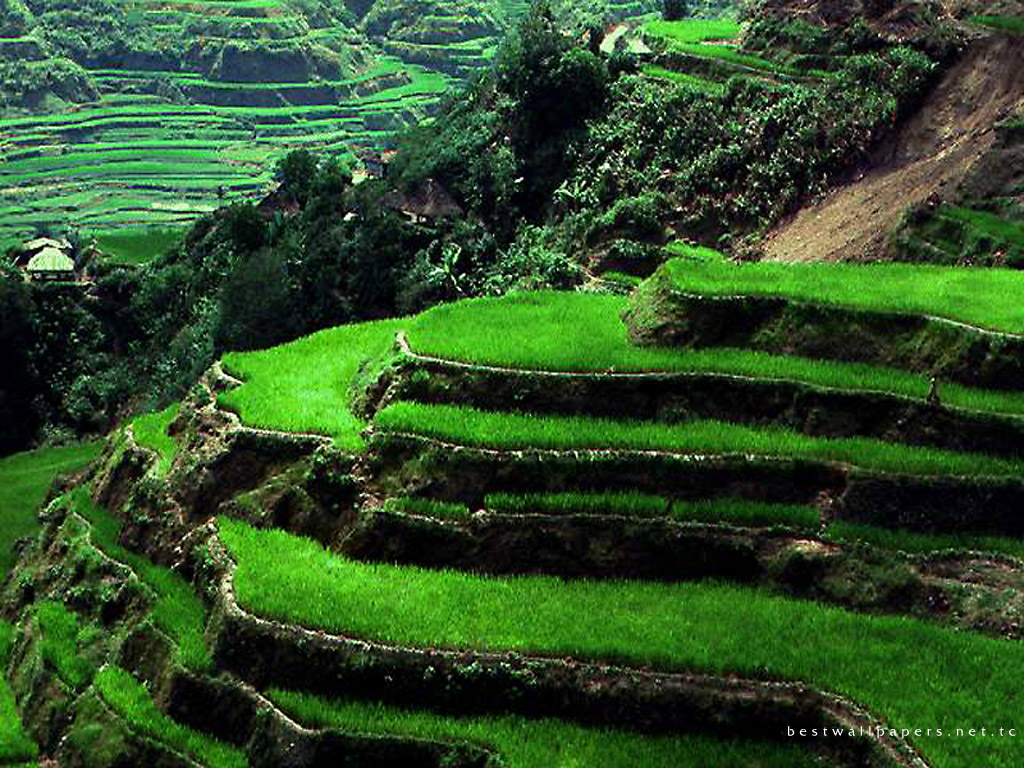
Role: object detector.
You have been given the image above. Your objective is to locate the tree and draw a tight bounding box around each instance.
[664,0,688,21]
[275,149,320,205]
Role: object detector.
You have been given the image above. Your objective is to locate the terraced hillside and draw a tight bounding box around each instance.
[0,0,669,250]
[6,247,1024,766]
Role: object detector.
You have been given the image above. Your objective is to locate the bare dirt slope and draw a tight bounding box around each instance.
[762,33,1024,263]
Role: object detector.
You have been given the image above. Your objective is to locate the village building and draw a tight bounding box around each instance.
[11,236,80,282]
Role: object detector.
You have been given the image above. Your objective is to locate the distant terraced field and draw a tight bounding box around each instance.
[0,0,661,251]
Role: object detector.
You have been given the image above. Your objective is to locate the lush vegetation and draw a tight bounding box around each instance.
[73,491,210,671]
[219,517,1024,768]
[269,688,821,768]
[664,257,1024,334]
[0,442,100,577]
[94,666,247,768]
[130,403,179,476]
[374,401,1023,477]
[0,622,37,765]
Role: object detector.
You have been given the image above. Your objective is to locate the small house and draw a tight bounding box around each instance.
[25,247,76,282]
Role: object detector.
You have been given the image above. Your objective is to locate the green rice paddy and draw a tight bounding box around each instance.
[218,516,1024,768]
[407,293,1024,416]
[94,666,247,768]
[0,442,101,578]
[219,317,405,451]
[663,257,1024,335]
[269,689,821,768]
[642,19,796,75]
[374,401,1023,477]
[213,291,1024,452]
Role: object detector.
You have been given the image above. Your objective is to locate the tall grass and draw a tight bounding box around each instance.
[268,689,820,768]
[663,257,1024,335]
[0,442,101,578]
[374,402,1023,477]
[219,517,1024,768]
[72,491,210,671]
[406,292,1024,416]
[0,622,38,765]
[130,403,179,476]
[219,318,405,451]
[94,666,247,768]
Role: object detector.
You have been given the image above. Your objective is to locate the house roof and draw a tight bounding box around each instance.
[22,237,69,253]
[27,247,75,273]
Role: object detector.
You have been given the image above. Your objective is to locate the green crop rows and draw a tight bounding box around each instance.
[374,401,1022,477]
[220,516,1024,768]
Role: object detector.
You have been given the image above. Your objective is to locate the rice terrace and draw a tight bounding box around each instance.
[3,0,1024,766]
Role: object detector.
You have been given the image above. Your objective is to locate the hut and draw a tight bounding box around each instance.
[25,247,76,282]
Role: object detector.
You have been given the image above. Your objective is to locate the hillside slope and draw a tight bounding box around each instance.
[762,31,1024,262]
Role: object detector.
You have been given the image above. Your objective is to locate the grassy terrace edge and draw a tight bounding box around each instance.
[267,688,821,768]
[373,402,1024,478]
[218,517,1024,768]
[215,292,1024,454]
[660,257,1024,336]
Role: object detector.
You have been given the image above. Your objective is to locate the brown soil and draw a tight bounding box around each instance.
[762,34,1024,263]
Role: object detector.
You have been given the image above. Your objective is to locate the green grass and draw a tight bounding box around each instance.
[93,228,186,266]
[642,19,798,75]
[383,497,472,520]
[641,65,726,94]
[0,442,101,578]
[0,622,38,765]
[94,666,247,768]
[130,404,180,476]
[662,257,1024,335]
[219,317,405,451]
[218,517,1024,768]
[268,689,821,768]
[406,292,1024,416]
[34,602,97,691]
[826,520,1024,563]
[72,490,210,671]
[969,15,1024,35]
[374,401,1024,478]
